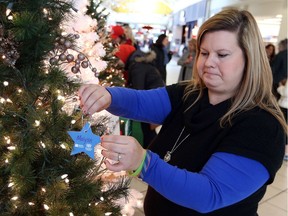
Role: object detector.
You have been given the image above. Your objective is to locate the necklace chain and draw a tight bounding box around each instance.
[164,127,190,162]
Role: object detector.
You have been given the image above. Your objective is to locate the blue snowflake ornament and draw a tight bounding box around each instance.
[68,122,101,159]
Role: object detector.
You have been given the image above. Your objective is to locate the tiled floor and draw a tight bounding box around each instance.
[128,56,288,216]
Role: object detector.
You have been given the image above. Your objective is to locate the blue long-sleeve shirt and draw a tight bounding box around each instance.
[106,87,269,213]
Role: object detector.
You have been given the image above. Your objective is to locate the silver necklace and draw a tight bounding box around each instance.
[164,127,190,162]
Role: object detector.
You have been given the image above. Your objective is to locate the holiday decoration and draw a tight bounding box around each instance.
[85,0,126,87]
[49,33,99,78]
[0,24,19,67]
[68,122,101,159]
[0,1,130,215]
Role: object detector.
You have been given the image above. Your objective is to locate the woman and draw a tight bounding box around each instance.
[79,9,286,215]
[265,43,275,64]
[177,38,197,81]
[150,34,173,83]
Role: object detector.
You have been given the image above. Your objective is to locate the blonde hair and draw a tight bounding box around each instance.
[184,9,287,132]
[188,38,197,50]
[123,25,136,45]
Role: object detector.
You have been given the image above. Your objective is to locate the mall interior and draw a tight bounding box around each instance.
[104,0,287,55]
[102,0,287,216]
[0,1,286,216]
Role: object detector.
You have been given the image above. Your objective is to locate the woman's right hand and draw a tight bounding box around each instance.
[78,84,112,115]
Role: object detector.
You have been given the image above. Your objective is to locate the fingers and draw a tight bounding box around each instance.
[78,84,111,115]
[104,160,123,172]
[101,150,124,161]
[100,135,145,172]
[101,150,127,172]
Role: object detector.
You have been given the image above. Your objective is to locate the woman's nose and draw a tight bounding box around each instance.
[204,54,216,68]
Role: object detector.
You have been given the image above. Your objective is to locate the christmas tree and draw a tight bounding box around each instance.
[0,0,130,215]
[88,1,126,87]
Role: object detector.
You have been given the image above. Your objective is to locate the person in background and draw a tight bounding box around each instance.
[271,38,288,100]
[116,48,165,148]
[79,9,287,216]
[110,25,136,85]
[122,24,139,49]
[265,43,276,64]
[113,36,164,148]
[277,79,288,160]
[150,34,173,83]
[110,25,126,45]
[177,38,197,82]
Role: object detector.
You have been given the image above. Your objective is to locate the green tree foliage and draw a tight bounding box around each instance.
[0,1,129,215]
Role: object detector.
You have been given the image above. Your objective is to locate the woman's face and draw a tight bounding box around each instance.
[265,46,274,57]
[162,37,169,47]
[197,30,245,104]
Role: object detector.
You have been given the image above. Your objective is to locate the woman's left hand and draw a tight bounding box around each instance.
[101,135,146,172]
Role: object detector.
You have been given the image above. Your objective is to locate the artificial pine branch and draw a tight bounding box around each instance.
[0,0,130,215]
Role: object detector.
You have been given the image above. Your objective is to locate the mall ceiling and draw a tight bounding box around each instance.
[103,0,286,26]
[103,0,286,15]
[102,0,198,15]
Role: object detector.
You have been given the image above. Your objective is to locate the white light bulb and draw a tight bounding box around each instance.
[35,120,40,127]
[43,204,49,210]
[40,141,46,148]
[43,8,48,14]
[61,174,68,179]
[6,98,12,103]
[11,196,18,201]
[7,146,16,150]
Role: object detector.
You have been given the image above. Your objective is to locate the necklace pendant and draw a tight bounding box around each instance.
[164,151,171,162]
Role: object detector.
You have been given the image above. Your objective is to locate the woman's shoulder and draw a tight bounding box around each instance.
[233,107,283,134]
[166,83,187,93]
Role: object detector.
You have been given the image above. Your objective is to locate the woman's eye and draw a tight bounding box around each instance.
[200,52,208,56]
[218,54,228,58]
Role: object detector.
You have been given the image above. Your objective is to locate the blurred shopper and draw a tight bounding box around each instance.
[277,79,288,160]
[110,25,126,45]
[110,25,136,85]
[122,24,139,49]
[271,38,287,100]
[150,34,173,83]
[265,43,276,64]
[177,38,197,81]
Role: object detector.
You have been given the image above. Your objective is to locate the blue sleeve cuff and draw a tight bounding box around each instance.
[140,150,152,179]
